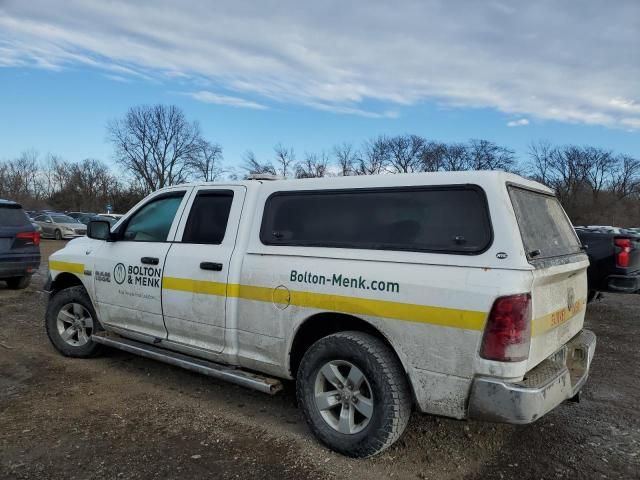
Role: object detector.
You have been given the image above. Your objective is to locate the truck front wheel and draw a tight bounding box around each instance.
[296,331,411,457]
[45,286,104,358]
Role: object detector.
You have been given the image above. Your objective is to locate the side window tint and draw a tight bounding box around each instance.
[260,187,492,254]
[122,193,185,242]
[182,191,234,244]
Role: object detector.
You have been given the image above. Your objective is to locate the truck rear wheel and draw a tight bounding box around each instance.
[296,331,411,457]
[45,286,104,358]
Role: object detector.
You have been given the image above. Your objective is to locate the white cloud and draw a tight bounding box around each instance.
[186,90,267,110]
[0,0,639,129]
[507,118,530,127]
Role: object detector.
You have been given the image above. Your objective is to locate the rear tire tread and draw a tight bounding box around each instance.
[296,331,412,457]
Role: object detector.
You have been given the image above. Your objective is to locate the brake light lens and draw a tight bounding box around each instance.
[16,231,41,246]
[614,238,631,268]
[480,293,531,362]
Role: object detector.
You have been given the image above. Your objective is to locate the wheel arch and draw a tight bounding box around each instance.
[50,272,85,295]
[288,312,413,384]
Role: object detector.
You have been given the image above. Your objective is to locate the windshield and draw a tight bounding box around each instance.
[51,215,78,223]
[509,186,581,259]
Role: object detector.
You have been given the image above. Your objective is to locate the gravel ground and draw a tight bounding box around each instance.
[0,240,638,479]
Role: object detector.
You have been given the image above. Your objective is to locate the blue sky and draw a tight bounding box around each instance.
[1,1,639,174]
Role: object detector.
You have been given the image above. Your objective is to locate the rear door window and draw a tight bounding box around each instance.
[508,186,581,259]
[0,206,30,227]
[182,190,234,244]
[260,186,492,254]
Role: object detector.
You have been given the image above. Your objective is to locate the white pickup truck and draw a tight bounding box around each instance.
[45,171,596,457]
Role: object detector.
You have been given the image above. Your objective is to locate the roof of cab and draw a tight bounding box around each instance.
[163,170,553,195]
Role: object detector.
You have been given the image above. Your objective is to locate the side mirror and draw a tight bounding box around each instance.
[45,219,52,223]
[87,220,113,241]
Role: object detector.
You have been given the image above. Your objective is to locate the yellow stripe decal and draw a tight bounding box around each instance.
[49,260,85,274]
[160,277,586,335]
[531,298,586,337]
[162,277,227,296]
[164,276,486,330]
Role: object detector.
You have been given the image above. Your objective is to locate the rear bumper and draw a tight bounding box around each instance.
[606,273,640,293]
[468,329,596,424]
[0,258,41,279]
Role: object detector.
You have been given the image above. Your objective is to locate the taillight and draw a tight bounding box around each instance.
[480,293,531,362]
[16,231,41,246]
[614,238,631,268]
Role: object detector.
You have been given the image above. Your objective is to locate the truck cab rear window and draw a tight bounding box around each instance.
[508,186,581,259]
[260,186,492,254]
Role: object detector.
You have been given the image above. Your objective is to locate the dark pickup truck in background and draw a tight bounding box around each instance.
[576,226,640,300]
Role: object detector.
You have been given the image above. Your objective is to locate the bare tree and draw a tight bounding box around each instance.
[386,134,425,173]
[354,136,389,175]
[296,152,329,178]
[189,140,224,182]
[441,143,470,171]
[527,140,555,184]
[333,142,358,176]
[241,150,277,176]
[0,150,41,204]
[611,155,640,199]
[419,141,447,172]
[467,139,516,171]
[541,145,591,207]
[273,143,296,178]
[584,146,615,199]
[107,104,203,193]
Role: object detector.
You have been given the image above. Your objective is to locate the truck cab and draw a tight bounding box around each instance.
[45,171,596,457]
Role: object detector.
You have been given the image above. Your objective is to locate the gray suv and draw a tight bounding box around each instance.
[0,200,41,289]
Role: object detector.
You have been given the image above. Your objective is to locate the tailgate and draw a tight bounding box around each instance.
[507,185,589,370]
[528,258,589,368]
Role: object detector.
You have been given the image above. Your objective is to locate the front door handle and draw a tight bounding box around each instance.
[141,257,159,265]
[200,262,223,271]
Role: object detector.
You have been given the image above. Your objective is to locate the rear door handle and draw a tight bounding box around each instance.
[141,257,159,265]
[200,262,223,271]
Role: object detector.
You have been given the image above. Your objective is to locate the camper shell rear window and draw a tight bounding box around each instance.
[260,185,493,255]
[508,185,582,260]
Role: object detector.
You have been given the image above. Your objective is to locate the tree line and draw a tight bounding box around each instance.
[1,104,639,226]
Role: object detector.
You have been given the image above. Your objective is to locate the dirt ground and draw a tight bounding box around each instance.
[1,240,638,479]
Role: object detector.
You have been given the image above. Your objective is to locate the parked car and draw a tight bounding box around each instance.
[67,212,97,225]
[0,199,41,289]
[97,213,123,221]
[33,213,87,240]
[68,212,99,225]
[88,215,117,227]
[45,171,595,457]
[575,227,640,298]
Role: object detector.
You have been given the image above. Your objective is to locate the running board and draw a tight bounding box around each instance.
[91,333,283,395]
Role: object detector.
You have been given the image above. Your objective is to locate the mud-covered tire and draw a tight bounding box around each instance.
[45,286,104,358]
[5,275,31,289]
[296,331,412,458]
